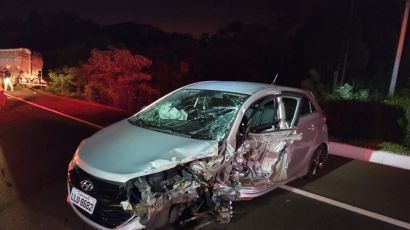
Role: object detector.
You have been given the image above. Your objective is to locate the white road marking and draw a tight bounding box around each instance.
[280,185,410,230]
[4,93,104,129]
[8,92,410,229]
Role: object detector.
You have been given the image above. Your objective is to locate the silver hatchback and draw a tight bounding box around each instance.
[67,81,328,229]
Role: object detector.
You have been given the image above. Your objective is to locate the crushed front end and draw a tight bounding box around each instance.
[67,165,145,229]
[67,162,215,229]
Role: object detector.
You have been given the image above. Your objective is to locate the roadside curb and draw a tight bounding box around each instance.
[329,142,410,170]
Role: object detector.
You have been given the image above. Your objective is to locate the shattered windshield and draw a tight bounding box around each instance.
[129,89,248,141]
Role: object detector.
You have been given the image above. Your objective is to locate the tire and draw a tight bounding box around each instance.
[304,145,327,180]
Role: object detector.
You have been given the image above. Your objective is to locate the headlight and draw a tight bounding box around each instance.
[68,140,86,171]
[68,148,79,171]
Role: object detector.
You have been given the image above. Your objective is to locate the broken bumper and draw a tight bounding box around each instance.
[67,165,146,229]
[67,196,145,230]
[67,186,145,230]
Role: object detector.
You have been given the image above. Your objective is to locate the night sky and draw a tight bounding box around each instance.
[0,0,273,37]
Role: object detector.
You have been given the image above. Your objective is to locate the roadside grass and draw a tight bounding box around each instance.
[385,95,410,147]
[378,142,410,156]
[327,90,410,156]
[383,95,410,155]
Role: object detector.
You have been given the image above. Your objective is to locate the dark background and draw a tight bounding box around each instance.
[1,0,409,94]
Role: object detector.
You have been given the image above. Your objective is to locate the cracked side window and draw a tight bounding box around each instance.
[129,89,248,141]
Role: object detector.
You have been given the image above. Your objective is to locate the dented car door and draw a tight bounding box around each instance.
[234,96,302,185]
[286,96,320,178]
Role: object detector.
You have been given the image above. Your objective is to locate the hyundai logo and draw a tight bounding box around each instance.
[80,180,94,191]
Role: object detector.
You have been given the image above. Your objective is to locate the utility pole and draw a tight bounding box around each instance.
[389,0,410,96]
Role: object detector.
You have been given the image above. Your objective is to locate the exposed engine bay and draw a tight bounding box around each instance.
[119,129,302,229]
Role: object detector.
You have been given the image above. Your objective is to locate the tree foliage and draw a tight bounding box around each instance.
[295,3,369,90]
[81,48,160,111]
[1,3,408,96]
[47,67,76,95]
[329,83,369,101]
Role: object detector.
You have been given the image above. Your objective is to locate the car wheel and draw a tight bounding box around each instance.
[304,146,327,180]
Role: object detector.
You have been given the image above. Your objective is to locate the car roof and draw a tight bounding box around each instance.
[183,81,313,96]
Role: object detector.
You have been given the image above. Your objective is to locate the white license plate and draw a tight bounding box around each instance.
[70,187,97,214]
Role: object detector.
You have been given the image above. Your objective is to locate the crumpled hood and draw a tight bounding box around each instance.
[74,119,218,183]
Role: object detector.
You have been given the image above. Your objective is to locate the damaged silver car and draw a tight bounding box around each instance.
[67,81,328,229]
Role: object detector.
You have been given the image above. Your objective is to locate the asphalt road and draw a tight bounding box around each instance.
[0,89,409,230]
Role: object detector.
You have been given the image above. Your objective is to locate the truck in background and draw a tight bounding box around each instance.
[0,48,46,87]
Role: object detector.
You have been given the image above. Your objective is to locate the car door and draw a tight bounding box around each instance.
[237,95,302,183]
[286,96,319,178]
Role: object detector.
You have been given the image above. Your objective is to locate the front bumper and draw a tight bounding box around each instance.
[67,192,145,230]
[67,165,145,229]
